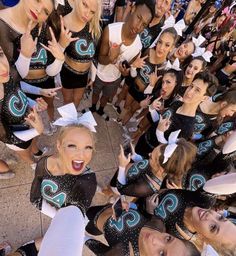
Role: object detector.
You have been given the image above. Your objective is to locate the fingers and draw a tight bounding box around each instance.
[60,15,65,31]
[119,144,125,155]
[142,55,148,60]
[155,65,157,75]
[70,36,79,42]
[26,20,33,35]
[40,42,51,52]
[49,27,56,42]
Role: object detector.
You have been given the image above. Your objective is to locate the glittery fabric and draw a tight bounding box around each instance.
[153,189,215,239]
[0,78,31,145]
[30,156,97,216]
[65,24,96,63]
[117,160,162,197]
[86,208,148,256]
[140,19,164,51]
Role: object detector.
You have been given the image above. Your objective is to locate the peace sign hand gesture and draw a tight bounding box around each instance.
[131,52,148,69]
[40,27,65,61]
[59,15,79,48]
[20,20,38,58]
[148,66,162,87]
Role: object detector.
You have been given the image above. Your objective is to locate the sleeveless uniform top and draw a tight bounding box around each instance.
[0,78,30,145]
[65,24,96,63]
[140,19,164,51]
[117,159,163,197]
[29,24,54,70]
[97,22,142,82]
[154,189,215,239]
[30,156,97,216]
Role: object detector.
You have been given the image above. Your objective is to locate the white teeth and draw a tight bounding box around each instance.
[73,160,83,163]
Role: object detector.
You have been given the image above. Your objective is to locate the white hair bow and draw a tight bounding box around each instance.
[192,47,213,62]
[163,130,181,164]
[54,0,65,9]
[53,103,97,132]
[201,244,219,256]
[149,16,186,48]
[192,34,206,48]
[165,58,181,71]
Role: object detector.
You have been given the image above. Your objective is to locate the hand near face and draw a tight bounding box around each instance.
[25,106,44,134]
[40,27,65,61]
[140,95,153,108]
[59,15,79,48]
[118,144,131,168]
[150,96,163,111]
[20,20,38,58]
[146,193,159,215]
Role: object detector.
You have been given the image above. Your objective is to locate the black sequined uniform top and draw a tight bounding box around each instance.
[153,189,215,239]
[140,18,164,52]
[86,208,150,256]
[117,159,162,197]
[65,24,96,63]
[0,78,31,145]
[30,156,97,216]
[135,101,195,157]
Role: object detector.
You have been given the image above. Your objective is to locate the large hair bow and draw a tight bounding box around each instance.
[192,35,206,48]
[55,0,65,9]
[150,16,186,48]
[162,130,181,164]
[53,103,97,132]
[165,58,181,71]
[192,47,213,62]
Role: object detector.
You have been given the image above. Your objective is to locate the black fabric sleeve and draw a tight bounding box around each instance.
[116,0,125,7]
[85,239,127,256]
[117,177,156,197]
[30,158,47,210]
[68,173,97,214]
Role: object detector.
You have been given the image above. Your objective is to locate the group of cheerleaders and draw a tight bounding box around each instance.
[0,0,236,255]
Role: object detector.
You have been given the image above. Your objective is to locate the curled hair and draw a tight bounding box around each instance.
[194,71,219,96]
[159,138,197,185]
[207,241,236,256]
[57,124,96,147]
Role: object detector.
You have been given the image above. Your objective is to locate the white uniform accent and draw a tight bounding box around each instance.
[96,22,142,82]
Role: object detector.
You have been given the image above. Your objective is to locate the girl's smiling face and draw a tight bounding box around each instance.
[57,126,94,175]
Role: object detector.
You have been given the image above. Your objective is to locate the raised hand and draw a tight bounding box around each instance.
[150,96,163,111]
[59,15,79,48]
[140,95,153,108]
[25,106,44,134]
[118,62,130,76]
[131,52,148,69]
[157,115,171,132]
[40,27,65,61]
[109,42,122,63]
[148,66,162,87]
[40,86,62,98]
[118,144,131,168]
[35,97,48,112]
[20,20,38,58]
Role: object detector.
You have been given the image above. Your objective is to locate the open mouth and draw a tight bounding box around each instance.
[72,160,84,172]
[30,10,38,20]
[198,208,206,221]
